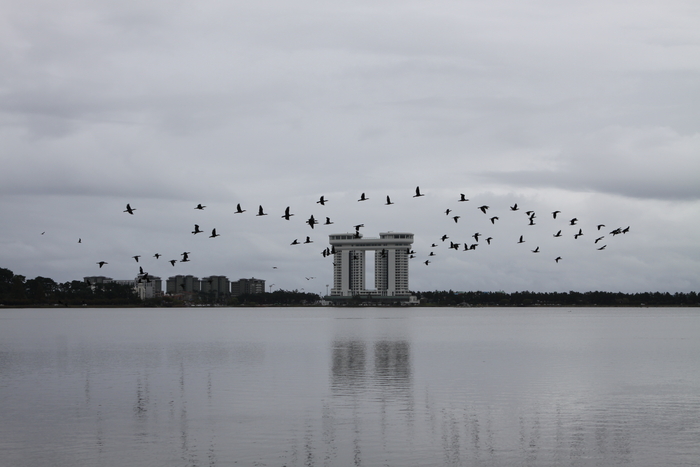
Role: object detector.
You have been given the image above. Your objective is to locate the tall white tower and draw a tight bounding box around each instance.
[329,232,414,297]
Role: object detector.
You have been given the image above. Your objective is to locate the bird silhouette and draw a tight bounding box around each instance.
[597,224,605,230]
[555,256,562,263]
[413,186,425,197]
[445,209,452,215]
[441,234,449,241]
[459,194,468,202]
[478,205,489,214]
[235,204,246,214]
[453,216,460,223]
[518,235,525,243]
[473,233,481,242]
[486,237,492,245]
[574,229,583,239]
[139,266,144,275]
[597,245,607,250]
[195,204,206,210]
[306,215,318,229]
[132,255,141,262]
[304,236,313,244]
[553,230,562,237]
[385,196,394,205]
[424,260,430,265]
[169,260,177,266]
[317,196,327,205]
[282,206,294,220]
[510,204,519,211]
[97,261,108,268]
[570,218,578,225]
[209,228,220,238]
[291,239,299,245]
[124,204,136,215]
[490,217,499,224]
[257,205,267,216]
[358,193,368,201]
[532,246,540,253]
[595,236,604,243]
[78,238,81,243]
[154,253,161,259]
[192,224,203,234]
[324,217,333,225]
[552,211,561,219]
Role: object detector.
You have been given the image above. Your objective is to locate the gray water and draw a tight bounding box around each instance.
[1,307,699,467]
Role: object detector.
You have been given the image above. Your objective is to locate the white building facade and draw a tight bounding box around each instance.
[329,232,414,297]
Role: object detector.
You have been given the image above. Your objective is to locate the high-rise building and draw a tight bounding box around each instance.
[329,232,413,298]
[166,275,200,294]
[201,276,230,298]
[231,278,266,296]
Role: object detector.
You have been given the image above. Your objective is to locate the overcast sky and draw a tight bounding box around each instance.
[2,0,699,294]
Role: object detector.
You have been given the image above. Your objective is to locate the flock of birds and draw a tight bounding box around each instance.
[81,186,631,287]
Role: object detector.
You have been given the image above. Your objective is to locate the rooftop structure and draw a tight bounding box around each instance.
[329,232,413,298]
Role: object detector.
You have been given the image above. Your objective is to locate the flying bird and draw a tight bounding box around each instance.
[169,260,177,266]
[518,235,525,243]
[78,238,81,243]
[413,186,425,197]
[485,237,492,245]
[124,204,136,215]
[209,228,220,238]
[532,246,540,253]
[257,205,267,216]
[552,211,561,219]
[553,230,562,238]
[441,235,449,242]
[424,260,431,265]
[510,204,519,211]
[153,253,161,259]
[281,206,294,220]
[453,216,460,223]
[473,233,481,242]
[490,217,499,224]
[574,229,583,239]
[598,245,607,250]
[195,204,206,210]
[358,193,368,201]
[570,218,578,225]
[304,236,313,244]
[291,239,299,245]
[385,196,394,205]
[597,224,605,230]
[306,215,318,229]
[317,196,327,205]
[97,261,108,268]
[595,236,605,243]
[445,209,452,215]
[555,256,562,263]
[192,224,203,234]
[459,194,468,202]
[235,204,246,214]
[478,205,489,214]
[324,217,333,225]
[132,255,141,262]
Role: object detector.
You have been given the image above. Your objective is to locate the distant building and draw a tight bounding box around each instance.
[83,276,113,285]
[135,276,162,299]
[166,275,200,294]
[231,278,265,296]
[201,275,230,298]
[329,232,413,299]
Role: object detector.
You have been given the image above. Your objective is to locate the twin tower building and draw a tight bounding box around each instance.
[328,232,414,302]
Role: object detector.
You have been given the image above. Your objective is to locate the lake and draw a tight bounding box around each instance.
[1,307,699,466]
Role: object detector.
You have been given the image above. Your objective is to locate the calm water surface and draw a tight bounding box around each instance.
[1,307,699,466]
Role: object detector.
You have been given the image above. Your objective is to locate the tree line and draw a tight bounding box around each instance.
[1,267,697,307]
[416,290,699,307]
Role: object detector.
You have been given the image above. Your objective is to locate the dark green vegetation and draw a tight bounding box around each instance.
[416,290,699,307]
[1,268,697,307]
[0,267,141,307]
